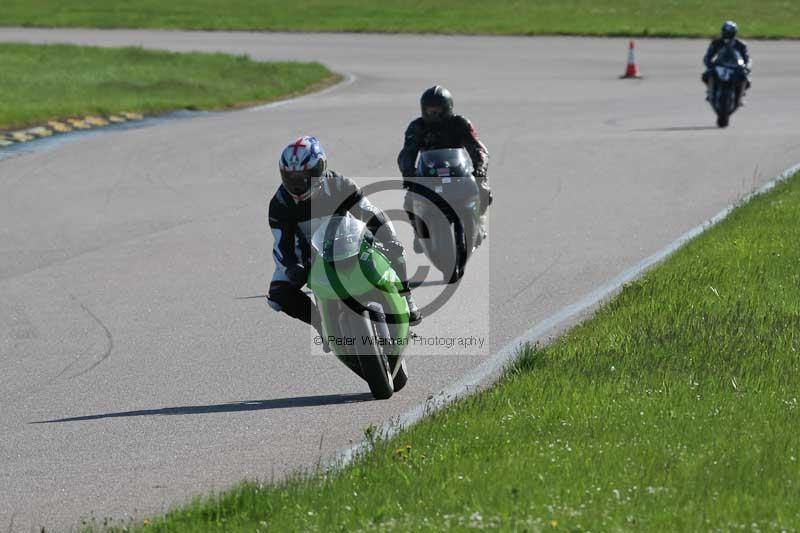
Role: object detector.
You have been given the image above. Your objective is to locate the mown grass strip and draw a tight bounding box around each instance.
[0,43,338,131]
[103,171,800,532]
[2,0,799,38]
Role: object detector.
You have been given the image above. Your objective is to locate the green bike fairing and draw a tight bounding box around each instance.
[308,243,410,357]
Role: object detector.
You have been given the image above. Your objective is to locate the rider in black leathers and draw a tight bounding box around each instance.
[702,21,751,103]
[398,86,491,242]
[268,137,421,348]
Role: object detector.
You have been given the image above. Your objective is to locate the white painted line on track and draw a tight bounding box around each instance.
[246,73,357,112]
[333,160,800,467]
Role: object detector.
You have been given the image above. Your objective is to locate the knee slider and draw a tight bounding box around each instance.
[267,297,283,312]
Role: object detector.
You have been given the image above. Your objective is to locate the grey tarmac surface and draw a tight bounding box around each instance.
[1,29,799,530]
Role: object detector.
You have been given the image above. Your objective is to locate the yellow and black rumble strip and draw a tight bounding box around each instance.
[0,112,144,148]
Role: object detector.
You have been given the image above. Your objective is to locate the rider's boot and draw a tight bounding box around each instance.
[401,290,422,325]
[391,255,421,326]
[475,216,488,247]
[310,308,331,353]
[412,235,423,253]
[404,193,423,254]
[477,182,491,244]
[702,71,712,101]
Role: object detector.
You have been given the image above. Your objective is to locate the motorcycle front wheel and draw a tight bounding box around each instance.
[389,357,408,392]
[351,309,394,400]
[367,303,408,393]
[717,87,731,128]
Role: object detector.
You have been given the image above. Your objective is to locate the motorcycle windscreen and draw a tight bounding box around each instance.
[416,148,473,178]
[717,45,744,68]
[311,215,370,262]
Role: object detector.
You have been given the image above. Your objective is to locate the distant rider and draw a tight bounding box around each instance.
[267,136,422,346]
[702,21,751,103]
[398,86,491,245]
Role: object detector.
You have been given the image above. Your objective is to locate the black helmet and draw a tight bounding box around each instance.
[721,20,738,40]
[420,86,453,124]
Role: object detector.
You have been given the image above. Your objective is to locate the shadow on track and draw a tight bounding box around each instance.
[632,126,719,132]
[31,393,373,424]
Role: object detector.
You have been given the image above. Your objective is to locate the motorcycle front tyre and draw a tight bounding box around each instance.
[717,87,731,128]
[351,310,394,400]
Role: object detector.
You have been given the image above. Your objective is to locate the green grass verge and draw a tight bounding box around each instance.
[0,43,338,130]
[2,1,800,38]
[106,170,800,532]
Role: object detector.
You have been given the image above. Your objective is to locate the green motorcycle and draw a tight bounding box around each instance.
[308,216,410,400]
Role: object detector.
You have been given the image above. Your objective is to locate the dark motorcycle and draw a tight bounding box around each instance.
[406,148,484,283]
[708,44,749,128]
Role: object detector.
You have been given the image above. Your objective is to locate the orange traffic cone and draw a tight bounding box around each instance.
[620,40,642,79]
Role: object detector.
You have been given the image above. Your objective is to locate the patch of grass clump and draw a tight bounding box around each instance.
[0,43,337,130]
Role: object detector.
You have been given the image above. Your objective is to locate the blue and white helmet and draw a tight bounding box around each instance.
[721,20,737,40]
[278,136,327,202]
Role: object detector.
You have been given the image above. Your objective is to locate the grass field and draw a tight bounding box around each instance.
[2,0,799,38]
[0,43,337,131]
[105,170,800,532]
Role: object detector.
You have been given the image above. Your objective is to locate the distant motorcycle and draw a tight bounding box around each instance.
[407,148,484,283]
[708,44,749,128]
[308,215,410,400]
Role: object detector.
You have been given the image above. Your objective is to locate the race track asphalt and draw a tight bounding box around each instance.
[1,29,799,530]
